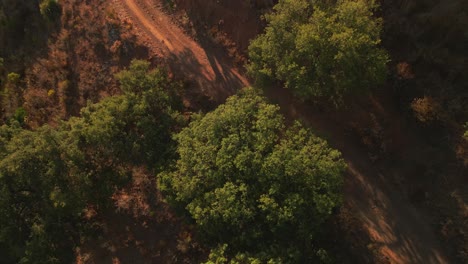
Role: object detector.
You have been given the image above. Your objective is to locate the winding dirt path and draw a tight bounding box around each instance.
[112,1,450,263]
[113,0,249,102]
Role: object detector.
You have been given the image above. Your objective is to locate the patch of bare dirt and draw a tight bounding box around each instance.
[77,167,206,264]
[21,0,150,127]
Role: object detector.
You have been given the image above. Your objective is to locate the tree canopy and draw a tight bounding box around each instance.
[0,60,179,263]
[247,0,388,103]
[160,88,345,262]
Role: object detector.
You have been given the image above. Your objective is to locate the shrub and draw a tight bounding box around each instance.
[411,96,443,123]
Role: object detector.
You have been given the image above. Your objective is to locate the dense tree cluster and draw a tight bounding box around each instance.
[248,0,388,103]
[0,56,346,262]
[0,60,179,263]
[161,88,345,262]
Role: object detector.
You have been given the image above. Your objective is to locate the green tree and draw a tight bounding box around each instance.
[247,0,388,103]
[0,125,86,263]
[160,88,345,262]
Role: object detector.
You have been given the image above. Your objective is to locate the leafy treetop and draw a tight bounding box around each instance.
[161,88,345,262]
[247,0,388,104]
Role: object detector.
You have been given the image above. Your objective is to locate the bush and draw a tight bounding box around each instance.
[6,72,20,85]
[247,0,388,104]
[411,96,443,123]
[39,0,61,22]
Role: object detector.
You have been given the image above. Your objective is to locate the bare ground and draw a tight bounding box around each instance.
[112,0,249,104]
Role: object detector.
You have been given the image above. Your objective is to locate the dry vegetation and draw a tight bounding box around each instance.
[4,0,154,127]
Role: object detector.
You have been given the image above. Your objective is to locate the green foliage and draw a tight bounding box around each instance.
[161,88,345,262]
[116,60,171,96]
[0,126,84,263]
[7,72,20,85]
[247,0,388,103]
[0,60,179,263]
[204,244,281,264]
[39,0,61,22]
[13,107,27,125]
[113,60,180,165]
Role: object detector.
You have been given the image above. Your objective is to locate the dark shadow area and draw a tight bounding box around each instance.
[172,0,273,52]
[166,46,246,104]
[0,1,52,69]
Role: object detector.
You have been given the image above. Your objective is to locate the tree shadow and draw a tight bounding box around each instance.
[166,46,247,107]
[78,168,206,264]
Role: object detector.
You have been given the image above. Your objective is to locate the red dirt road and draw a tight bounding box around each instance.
[112,1,450,263]
[113,0,249,102]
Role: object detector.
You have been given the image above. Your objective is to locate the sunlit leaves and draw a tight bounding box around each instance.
[248,0,388,104]
[161,88,345,261]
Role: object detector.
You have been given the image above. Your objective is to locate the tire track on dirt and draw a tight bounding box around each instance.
[113,0,249,102]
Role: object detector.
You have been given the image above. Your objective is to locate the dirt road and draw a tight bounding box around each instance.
[266,87,449,264]
[112,1,449,263]
[113,0,249,103]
